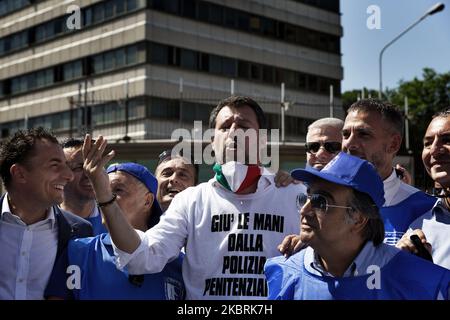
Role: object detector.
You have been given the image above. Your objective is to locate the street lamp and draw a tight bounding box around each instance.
[378,2,445,99]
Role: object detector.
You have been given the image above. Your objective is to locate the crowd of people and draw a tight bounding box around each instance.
[0,95,449,300]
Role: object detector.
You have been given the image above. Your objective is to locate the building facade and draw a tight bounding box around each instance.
[0,0,343,143]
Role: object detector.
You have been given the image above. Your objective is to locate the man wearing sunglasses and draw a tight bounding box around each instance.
[305,118,344,170]
[265,152,450,300]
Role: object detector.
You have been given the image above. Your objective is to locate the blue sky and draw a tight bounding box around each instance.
[341,0,450,92]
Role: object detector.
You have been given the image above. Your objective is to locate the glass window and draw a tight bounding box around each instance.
[222,57,236,77]
[104,51,114,70]
[180,49,198,70]
[261,19,276,37]
[298,74,307,89]
[93,55,104,73]
[263,66,274,83]
[0,38,5,55]
[115,0,125,14]
[150,43,168,64]
[198,2,208,21]
[181,0,195,18]
[224,8,236,28]
[250,64,261,80]
[115,48,126,68]
[209,55,221,74]
[238,61,250,78]
[200,53,209,71]
[249,16,260,32]
[126,0,138,11]
[236,11,249,30]
[308,75,318,91]
[92,105,105,125]
[208,4,223,24]
[84,7,93,26]
[63,61,83,80]
[127,45,138,65]
[128,99,145,119]
[93,4,105,23]
[105,3,114,19]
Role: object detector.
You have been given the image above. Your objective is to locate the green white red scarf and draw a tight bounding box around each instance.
[213,161,262,194]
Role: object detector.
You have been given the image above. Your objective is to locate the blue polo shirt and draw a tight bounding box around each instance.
[265,243,450,300]
[86,211,107,236]
[381,191,437,245]
[68,233,185,300]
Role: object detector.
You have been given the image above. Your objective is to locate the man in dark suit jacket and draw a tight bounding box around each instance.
[0,127,92,300]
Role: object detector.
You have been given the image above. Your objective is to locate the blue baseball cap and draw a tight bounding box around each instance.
[106,162,162,227]
[291,152,385,208]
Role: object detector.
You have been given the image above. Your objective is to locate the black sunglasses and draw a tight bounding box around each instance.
[297,193,352,213]
[305,141,341,154]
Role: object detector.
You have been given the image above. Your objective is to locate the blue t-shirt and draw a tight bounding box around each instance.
[265,245,450,300]
[68,233,185,300]
[86,213,107,236]
[381,191,437,245]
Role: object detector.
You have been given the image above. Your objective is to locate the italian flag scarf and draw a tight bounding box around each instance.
[213,162,262,194]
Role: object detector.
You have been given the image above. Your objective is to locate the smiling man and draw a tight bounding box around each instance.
[397,110,450,269]
[0,128,92,300]
[155,150,198,213]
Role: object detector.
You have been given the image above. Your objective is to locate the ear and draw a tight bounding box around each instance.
[387,133,402,154]
[9,164,27,184]
[144,192,155,209]
[350,210,369,234]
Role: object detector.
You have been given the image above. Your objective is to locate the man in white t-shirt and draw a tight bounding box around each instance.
[81,96,306,300]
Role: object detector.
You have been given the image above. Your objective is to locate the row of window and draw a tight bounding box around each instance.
[1,44,144,96]
[0,40,340,99]
[0,0,145,56]
[148,42,340,95]
[0,96,311,139]
[291,0,339,13]
[149,0,340,53]
[0,0,35,17]
[1,0,340,58]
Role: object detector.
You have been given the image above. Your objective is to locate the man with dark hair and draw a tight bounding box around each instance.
[342,98,436,245]
[60,138,106,235]
[155,149,199,213]
[82,95,306,300]
[265,152,450,300]
[0,128,92,299]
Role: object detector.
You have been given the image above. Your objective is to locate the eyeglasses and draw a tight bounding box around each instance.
[305,141,341,154]
[297,193,352,214]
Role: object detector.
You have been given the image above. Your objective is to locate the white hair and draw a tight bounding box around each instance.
[307,117,344,134]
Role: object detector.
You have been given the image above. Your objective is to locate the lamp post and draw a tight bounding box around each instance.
[378,2,445,99]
